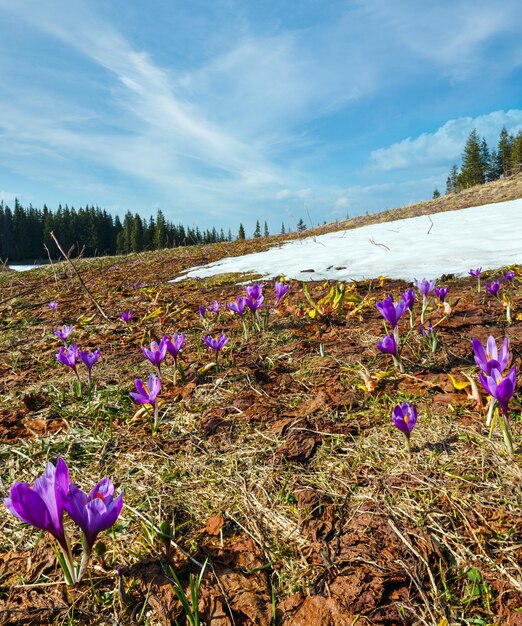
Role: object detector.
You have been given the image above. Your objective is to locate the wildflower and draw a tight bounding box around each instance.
[434,287,448,303]
[56,344,80,382]
[199,305,206,318]
[164,333,185,364]
[469,267,482,292]
[413,278,436,297]
[130,374,161,428]
[141,339,168,375]
[203,333,229,354]
[376,298,407,329]
[419,322,438,352]
[208,301,221,313]
[486,280,501,298]
[504,270,516,282]
[119,311,132,323]
[377,333,403,372]
[4,458,76,583]
[79,349,101,386]
[227,297,247,317]
[48,301,59,310]
[479,367,517,454]
[244,283,264,313]
[63,478,123,552]
[413,278,436,323]
[274,280,290,306]
[402,288,415,311]
[392,402,417,453]
[54,324,74,343]
[4,458,70,548]
[472,336,509,375]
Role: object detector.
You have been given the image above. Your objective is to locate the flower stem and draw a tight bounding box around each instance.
[500,410,514,455]
[486,398,496,427]
[403,434,412,454]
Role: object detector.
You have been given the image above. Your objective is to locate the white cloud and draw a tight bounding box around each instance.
[369,109,522,172]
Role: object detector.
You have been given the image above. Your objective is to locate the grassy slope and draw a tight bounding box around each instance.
[0,175,522,625]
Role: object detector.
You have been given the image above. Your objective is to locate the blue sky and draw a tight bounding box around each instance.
[0,0,521,234]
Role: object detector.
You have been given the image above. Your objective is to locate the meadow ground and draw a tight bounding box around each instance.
[1,181,522,625]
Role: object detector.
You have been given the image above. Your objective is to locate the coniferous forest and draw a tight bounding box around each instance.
[0,203,236,263]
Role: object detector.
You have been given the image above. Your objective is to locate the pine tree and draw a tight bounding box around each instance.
[479,138,491,181]
[458,130,485,189]
[253,220,261,238]
[281,222,286,234]
[238,223,245,240]
[496,127,514,177]
[488,149,500,182]
[297,218,306,232]
[510,131,522,173]
[432,188,441,199]
[263,221,269,237]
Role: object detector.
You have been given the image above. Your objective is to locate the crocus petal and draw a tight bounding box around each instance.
[4,483,54,533]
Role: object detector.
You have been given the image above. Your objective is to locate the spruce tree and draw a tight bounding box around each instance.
[297,218,306,232]
[253,220,261,238]
[479,138,491,181]
[238,223,245,240]
[496,127,514,177]
[263,221,269,237]
[510,131,522,173]
[281,222,286,234]
[458,130,484,188]
[432,189,441,199]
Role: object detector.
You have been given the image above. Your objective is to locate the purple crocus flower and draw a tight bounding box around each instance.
[504,270,516,282]
[377,333,398,357]
[434,287,448,302]
[472,336,509,375]
[376,298,407,329]
[392,402,417,452]
[164,333,185,365]
[469,268,482,278]
[4,458,70,550]
[274,280,290,306]
[486,280,501,298]
[199,305,206,318]
[63,478,123,551]
[227,297,247,317]
[141,339,168,375]
[48,301,59,310]
[119,311,132,323]
[245,283,263,300]
[79,349,101,385]
[208,301,221,313]
[478,367,517,454]
[130,374,161,406]
[203,332,229,354]
[413,278,436,297]
[56,343,80,381]
[54,324,74,343]
[402,289,415,311]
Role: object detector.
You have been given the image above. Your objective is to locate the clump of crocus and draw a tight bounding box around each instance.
[274,279,290,307]
[130,374,162,429]
[141,339,168,376]
[54,324,74,344]
[79,349,101,387]
[48,301,59,310]
[208,301,221,314]
[203,332,229,368]
[504,270,516,282]
[392,402,417,453]
[469,267,482,292]
[472,336,510,427]
[413,278,436,324]
[402,289,415,328]
[56,343,80,382]
[486,280,501,298]
[4,458,122,585]
[119,311,132,323]
[377,333,403,372]
[479,366,517,454]
[164,333,185,383]
[245,284,265,331]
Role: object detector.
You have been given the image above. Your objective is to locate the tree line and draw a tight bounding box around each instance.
[0,200,305,263]
[441,127,522,196]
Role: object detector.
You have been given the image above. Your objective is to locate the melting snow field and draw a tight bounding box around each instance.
[174,199,522,283]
